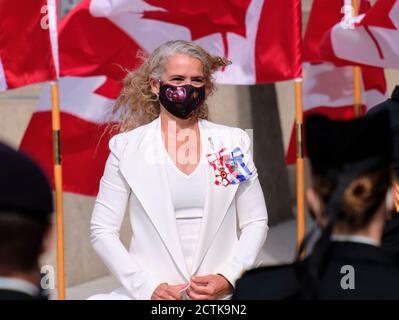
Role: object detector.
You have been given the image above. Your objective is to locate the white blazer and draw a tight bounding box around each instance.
[90,116,268,300]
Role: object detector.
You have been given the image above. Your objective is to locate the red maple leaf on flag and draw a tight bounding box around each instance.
[142,0,251,61]
[360,0,397,60]
[360,0,397,30]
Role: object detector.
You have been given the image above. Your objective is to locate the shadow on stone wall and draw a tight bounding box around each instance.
[249,84,293,225]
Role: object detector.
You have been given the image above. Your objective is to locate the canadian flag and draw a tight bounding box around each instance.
[21,0,302,196]
[60,0,302,85]
[321,0,399,68]
[0,0,59,91]
[285,0,387,164]
[20,76,117,196]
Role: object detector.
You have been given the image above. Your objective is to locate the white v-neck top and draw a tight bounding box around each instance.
[161,132,207,272]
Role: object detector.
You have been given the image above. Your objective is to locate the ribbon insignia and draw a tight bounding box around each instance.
[225,147,253,183]
[206,145,253,186]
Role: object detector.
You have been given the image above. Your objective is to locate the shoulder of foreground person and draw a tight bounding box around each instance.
[233,264,300,300]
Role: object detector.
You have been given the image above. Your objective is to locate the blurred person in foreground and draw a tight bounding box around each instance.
[368,86,399,262]
[233,111,399,299]
[0,142,53,300]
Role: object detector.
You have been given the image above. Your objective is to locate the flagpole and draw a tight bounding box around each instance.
[352,0,362,117]
[51,81,65,300]
[294,78,305,252]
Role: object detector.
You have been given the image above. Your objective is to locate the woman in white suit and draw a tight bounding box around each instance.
[89,40,268,300]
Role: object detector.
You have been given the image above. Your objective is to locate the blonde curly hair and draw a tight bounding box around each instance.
[111,40,231,133]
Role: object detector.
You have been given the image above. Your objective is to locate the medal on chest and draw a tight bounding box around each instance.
[206,137,253,186]
[206,138,234,186]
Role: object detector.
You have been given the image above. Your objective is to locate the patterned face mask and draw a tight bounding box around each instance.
[158,81,206,119]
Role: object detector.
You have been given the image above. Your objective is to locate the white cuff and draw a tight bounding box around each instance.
[130,272,160,300]
[215,259,245,289]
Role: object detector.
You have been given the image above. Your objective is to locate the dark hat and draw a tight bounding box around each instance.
[0,142,53,223]
[305,111,393,175]
[367,85,399,178]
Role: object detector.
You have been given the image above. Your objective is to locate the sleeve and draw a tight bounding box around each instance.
[90,134,159,300]
[216,129,269,288]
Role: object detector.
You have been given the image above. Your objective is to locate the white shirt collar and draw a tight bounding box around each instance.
[0,277,40,297]
[330,234,380,247]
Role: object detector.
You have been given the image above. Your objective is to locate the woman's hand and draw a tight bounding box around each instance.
[187,274,233,300]
[151,283,188,300]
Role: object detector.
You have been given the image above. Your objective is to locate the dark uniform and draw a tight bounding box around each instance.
[234,242,399,300]
[368,86,399,263]
[383,213,399,264]
[0,290,43,300]
[0,142,53,300]
[233,112,399,300]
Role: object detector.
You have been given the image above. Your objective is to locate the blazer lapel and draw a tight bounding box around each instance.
[119,117,190,280]
[191,119,239,275]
